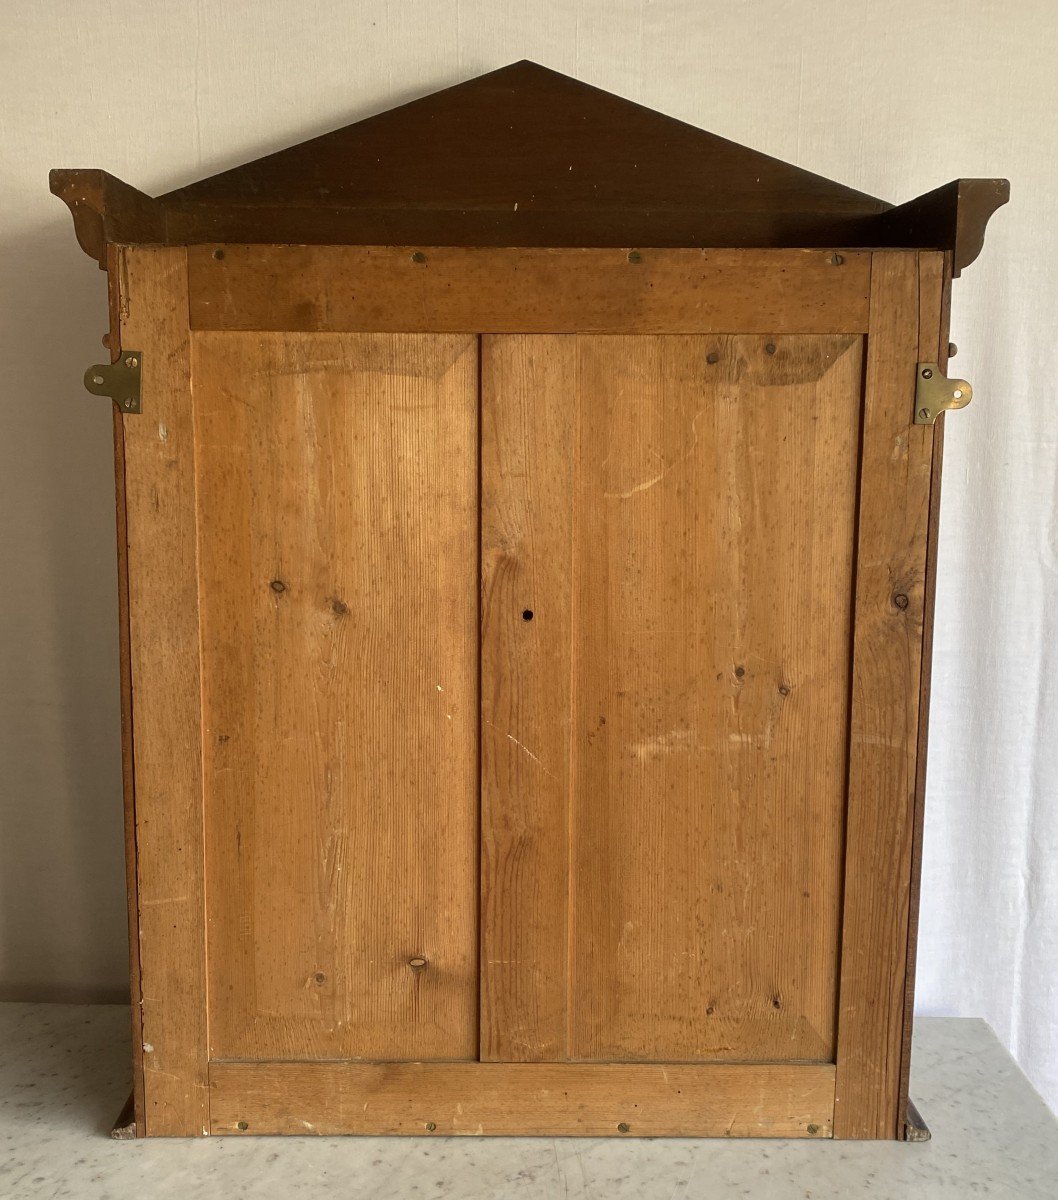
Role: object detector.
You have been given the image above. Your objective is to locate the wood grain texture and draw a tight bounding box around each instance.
[482,333,863,1065]
[833,252,936,1139]
[187,247,870,335]
[208,1059,835,1137]
[119,248,208,1136]
[480,337,575,1060]
[896,250,951,1130]
[193,331,479,1062]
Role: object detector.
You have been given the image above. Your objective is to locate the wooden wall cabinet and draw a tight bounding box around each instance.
[53,62,1007,1140]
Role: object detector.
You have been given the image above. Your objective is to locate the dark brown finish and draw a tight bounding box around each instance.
[51,62,1005,266]
[108,248,144,1140]
[875,180,1010,276]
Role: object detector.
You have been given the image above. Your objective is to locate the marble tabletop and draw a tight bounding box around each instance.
[0,1003,1054,1198]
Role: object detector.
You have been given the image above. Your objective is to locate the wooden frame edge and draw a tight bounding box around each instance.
[208,1060,835,1138]
[185,245,872,335]
[895,250,953,1129]
[120,247,210,1136]
[833,250,935,1139]
[108,245,146,1138]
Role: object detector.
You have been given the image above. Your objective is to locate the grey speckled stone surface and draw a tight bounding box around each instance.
[0,1005,1055,1198]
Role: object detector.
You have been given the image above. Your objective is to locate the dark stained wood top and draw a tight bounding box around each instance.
[51,61,1008,274]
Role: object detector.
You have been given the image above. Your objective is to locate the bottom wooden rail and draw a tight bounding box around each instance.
[208,1060,835,1138]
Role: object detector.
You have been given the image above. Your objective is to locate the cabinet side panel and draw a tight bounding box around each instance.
[108,244,145,1137]
[897,250,952,1130]
[120,248,209,1135]
[834,252,936,1139]
[195,332,479,1061]
[480,335,575,1060]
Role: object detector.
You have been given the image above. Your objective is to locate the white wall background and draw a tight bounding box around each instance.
[1,0,1055,1114]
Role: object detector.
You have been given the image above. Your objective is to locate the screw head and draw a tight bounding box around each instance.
[92,374,105,385]
[236,1120,248,1130]
[807,1123,820,1135]
[411,251,427,263]
[125,355,138,368]
[425,1121,437,1131]
[919,407,931,421]
[123,399,134,409]
[617,1122,631,1133]
[829,253,845,266]
[921,368,933,379]
[627,250,642,264]
[764,342,776,355]
[212,249,225,261]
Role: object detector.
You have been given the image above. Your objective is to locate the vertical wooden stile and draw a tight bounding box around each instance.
[834,252,937,1139]
[480,336,576,1060]
[119,248,209,1136]
[896,250,952,1130]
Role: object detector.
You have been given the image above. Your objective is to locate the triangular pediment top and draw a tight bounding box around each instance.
[158,61,885,217]
[50,61,1008,273]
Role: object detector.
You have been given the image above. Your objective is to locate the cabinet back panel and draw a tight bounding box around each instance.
[192,331,479,1061]
[482,333,863,1063]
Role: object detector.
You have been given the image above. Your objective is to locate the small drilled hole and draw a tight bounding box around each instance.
[522,609,534,621]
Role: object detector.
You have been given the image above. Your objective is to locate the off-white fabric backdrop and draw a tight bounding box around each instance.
[1,0,1054,1114]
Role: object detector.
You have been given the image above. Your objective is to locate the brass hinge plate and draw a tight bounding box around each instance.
[915,362,971,425]
[85,352,142,414]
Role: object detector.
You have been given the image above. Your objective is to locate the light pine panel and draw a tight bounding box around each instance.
[480,336,576,1060]
[120,248,209,1135]
[834,252,937,1139]
[481,333,863,1064]
[192,331,479,1061]
[187,246,871,334]
[209,1060,835,1138]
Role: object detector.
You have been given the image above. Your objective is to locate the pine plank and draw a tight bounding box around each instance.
[187,247,870,335]
[896,250,951,1130]
[208,1060,835,1137]
[193,331,479,1062]
[482,333,863,1065]
[120,248,209,1135]
[833,252,936,1139]
[480,336,576,1060]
